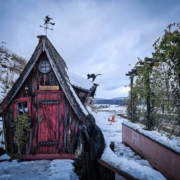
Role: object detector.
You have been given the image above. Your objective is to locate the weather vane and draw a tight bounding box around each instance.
[40,15,55,36]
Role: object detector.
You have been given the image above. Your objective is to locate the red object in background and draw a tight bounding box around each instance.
[108,115,116,124]
[112,115,115,122]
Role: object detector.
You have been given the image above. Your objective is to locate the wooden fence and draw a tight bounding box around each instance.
[96,158,136,180]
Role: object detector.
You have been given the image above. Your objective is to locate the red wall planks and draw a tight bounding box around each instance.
[3,53,83,158]
[22,154,75,160]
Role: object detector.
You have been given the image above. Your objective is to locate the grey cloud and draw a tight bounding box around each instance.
[1,0,180,98]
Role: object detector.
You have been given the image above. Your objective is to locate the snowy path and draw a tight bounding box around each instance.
[0,106,167,180]
[91,108,166,180]
[93,110,152,167]
[0,160,78,180]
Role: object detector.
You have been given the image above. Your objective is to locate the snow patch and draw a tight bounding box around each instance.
[0,154,10,160]
[67,70,94,91]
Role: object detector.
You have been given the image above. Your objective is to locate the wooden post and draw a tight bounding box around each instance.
[146,73,151,129]
[145,59,154,130]
[126,70,137,122]
[130,76,134,122]
[96,159,115,180]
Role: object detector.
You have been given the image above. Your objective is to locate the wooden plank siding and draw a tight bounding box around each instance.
[3,52,82,156]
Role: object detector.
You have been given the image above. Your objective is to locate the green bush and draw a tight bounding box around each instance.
[14,114,31,149]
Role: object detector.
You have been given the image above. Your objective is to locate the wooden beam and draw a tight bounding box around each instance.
[135,66,143,69]
[22,154,75,160]
[126,73,131,76]
[131,69,137,74]
[139,62,144,65]
[145,57,153,62]
[128,71,134,75]
[96,158,136,180]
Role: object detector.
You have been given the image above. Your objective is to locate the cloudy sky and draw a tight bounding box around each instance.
[0,0,180,98]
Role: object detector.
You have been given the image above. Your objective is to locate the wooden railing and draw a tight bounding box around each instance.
[96,158,137,180]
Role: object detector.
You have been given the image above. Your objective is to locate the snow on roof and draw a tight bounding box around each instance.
[68,81,88,116]
[67,71,94,92]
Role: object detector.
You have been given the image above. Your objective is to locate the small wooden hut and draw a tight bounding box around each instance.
[0,35,97,160]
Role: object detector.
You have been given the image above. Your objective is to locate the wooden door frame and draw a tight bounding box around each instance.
[33,90,63,153]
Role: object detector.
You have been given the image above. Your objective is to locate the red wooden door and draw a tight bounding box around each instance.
[37,92,61,153]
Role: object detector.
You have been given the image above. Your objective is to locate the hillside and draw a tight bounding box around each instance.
[94,97,128,105]
[0,44,27,102]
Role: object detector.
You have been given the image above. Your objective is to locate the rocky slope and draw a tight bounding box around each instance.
[0,45,27,102]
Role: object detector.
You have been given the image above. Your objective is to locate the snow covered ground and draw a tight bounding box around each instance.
[89,106,166,180]
[1,105,178,179]
[0,159,78,180]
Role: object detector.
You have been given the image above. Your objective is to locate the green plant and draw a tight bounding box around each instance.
[14,114,31,151]
[129,22,180,133]
[132,60,158,130]
[126,90,140,123]
[9,153,23,162]
[153,22,180,134]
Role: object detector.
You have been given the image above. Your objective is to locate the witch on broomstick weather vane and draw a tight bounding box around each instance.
[40,15,55,36]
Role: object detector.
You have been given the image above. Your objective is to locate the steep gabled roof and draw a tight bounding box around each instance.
[0,35,88,120]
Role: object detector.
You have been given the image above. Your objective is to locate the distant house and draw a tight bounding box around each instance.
[0,35,98,160]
